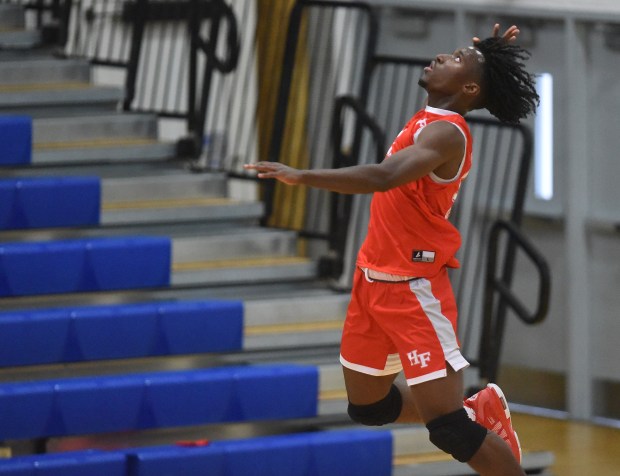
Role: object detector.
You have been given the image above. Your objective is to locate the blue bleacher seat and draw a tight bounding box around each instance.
[0,450,126,476]
[0,236,171,297]
[0,381,55,440]
[0,116,31,166]
[0,177,100,230]
[0,308,70,366]
[0,300,243,366]
[84,237,170,291]
[130,429,393,476]
[0,365,318,440]
[155,300,243,355]
[0,429,392,476]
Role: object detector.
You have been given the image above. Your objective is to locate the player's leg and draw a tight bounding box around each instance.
[409,365,525,476]
[378,271,524,474]
[343,366,422,424]
[340,268,422,426]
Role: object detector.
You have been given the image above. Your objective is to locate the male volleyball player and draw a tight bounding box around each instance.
[245,24,538,476]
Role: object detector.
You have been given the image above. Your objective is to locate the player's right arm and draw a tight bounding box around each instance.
[243,120,465,194]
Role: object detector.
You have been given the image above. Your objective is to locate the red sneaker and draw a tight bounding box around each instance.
[464,383,522,463]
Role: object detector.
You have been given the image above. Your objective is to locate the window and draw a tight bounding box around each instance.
[534,72,554,200]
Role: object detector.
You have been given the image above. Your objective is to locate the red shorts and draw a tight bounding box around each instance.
[340,267,469,386]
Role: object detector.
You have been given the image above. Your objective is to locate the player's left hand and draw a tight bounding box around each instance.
[472,23,520,45]
[243,162,303,185]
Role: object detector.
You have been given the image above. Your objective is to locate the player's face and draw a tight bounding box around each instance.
[418,46,484,94]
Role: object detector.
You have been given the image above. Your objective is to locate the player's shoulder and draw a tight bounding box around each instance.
[418,118,465,143]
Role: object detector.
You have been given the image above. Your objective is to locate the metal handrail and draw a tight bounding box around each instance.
[478,218,552,383]
[51,0,239,158]
[188,0,239,155]
[310,94,385,276]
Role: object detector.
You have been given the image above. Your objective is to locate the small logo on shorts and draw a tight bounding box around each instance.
[412,250,435,263]
[407,349,432,368]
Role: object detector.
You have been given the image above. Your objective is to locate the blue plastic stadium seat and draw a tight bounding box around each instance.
[0,450,126,476]
[0,308,71,366]
[0,430,391,476]
[0,365,318,440]
[0,300,243,366]
[155,300,243,355]
[84,237,170,290]
[55,374,147,435]
[0,381,55,440]
[0,115,31,166]
[0,177,100,230]
[0,236,171,297]
[130,429,393,476]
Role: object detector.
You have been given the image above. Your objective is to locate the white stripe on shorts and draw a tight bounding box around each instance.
[340,353,402,376]
[408,278,470,374]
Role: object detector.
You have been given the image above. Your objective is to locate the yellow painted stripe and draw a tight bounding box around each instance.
[245,319,343,336]
[34,137,157,151]
[393,452,453,466]
[172,256,311,272]
[103,197,236,211]
[319,389,348,401]
[0,82,93,93]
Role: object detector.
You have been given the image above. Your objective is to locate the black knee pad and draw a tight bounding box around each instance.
[426,408,488,463]
[347,384,402,426]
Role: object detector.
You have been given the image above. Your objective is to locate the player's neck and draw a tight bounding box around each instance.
[426,96,469,116]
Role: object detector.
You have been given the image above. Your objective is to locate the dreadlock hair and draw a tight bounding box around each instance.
[476,37,539,124]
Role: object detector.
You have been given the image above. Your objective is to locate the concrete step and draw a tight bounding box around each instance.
[171,227,317,287]
[0,160,189,180]
[172,228,299,263]
[33,113,157,144]
[244,294,349,350]
[0,4,40,49]
[0,4,24,29]
[29,113,177,165]
[0,28,41,49]
[0,58,91,85]
[102,172,228,202]
[100,172,263,226]
[171,255,318,287]
[0,83,123,115]
[102,196,264,227]
[0,49,57,61]
[32,139,177,164]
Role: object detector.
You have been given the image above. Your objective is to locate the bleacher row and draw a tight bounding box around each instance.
[0,430,392,476]
[0,364,318,439]
[0,88,390,472]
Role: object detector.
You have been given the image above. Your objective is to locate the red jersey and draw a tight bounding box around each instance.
[356,105,473,278]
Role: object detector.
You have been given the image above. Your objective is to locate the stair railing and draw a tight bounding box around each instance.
[55,0,239,158]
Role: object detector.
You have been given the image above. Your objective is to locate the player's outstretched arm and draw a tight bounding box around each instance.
[244,121,464,194]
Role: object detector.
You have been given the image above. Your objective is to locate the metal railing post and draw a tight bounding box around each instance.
[123,0,149,111]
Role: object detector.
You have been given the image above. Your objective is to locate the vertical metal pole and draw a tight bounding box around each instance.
[124,0,148,111]
[187,0,200,139]
[564,17,592,421]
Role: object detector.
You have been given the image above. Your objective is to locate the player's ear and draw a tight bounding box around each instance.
[463,81,481,97]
